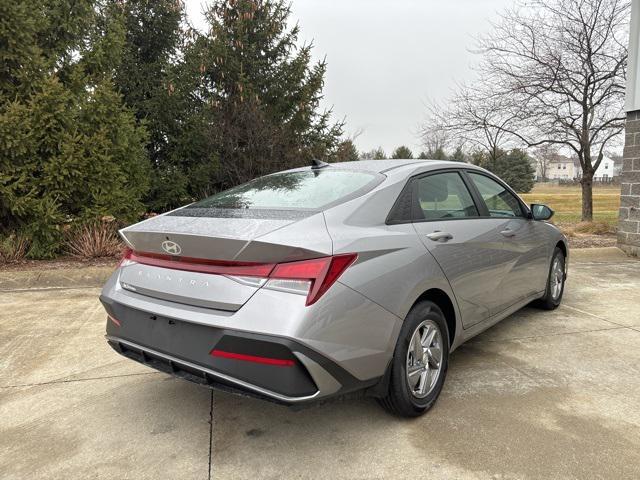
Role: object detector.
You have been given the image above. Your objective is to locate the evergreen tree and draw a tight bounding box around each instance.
[333,139,359,162]
[470,150,490,168]
[171,0,343,204]
[450,145,466,162]
[360,147,386,160]
[466,148,533,191]
[0,1,149,257]
[431,147,448,160]
[484,148,535,193]
[391,145,414,159]
[112,0,189,211]
[419,147,451,160]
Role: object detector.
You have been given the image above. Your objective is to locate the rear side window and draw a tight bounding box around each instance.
[185,170,378,210]
[414,172,479,220]
[467,172,524,218]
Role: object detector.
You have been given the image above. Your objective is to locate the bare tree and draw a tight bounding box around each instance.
[532,144,560,181]
[419,117,450,157]
[422,86,521,165]
[476,0,629,221]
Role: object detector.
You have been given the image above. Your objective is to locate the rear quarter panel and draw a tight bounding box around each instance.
[322,184,464,349]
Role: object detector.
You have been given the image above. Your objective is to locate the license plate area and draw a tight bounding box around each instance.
[119,263,258,311]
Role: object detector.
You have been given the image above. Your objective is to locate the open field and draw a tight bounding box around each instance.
[520,183,621,227]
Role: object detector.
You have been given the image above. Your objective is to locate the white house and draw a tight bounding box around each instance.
[549,157,579,180]
[592,155,616,180]
[537,154,580,180]
[533,154,619,181]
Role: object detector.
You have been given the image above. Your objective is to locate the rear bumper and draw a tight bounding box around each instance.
[102,299,379,404]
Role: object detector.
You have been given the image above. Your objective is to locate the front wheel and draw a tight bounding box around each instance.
[535,247,566,310]
[378,301,449,417]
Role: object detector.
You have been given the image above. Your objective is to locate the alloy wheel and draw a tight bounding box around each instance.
[550,256,564,300]
[406,320,443,399]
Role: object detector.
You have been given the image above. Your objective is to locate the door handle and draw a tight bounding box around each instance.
[426,231,453,242]
[500,228,516,237]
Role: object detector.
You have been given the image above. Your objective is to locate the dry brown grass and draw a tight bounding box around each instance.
[64,220,123,259]
[573,221,615,235]
[559,221,614,238]
[520,183,620,231]
[0,234,30,263]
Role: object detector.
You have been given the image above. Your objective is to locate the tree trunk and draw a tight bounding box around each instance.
[580,171,594,222]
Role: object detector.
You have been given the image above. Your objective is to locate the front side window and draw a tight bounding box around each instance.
[413,172,479,220]
[468,172,524,218]
[185,170,378,211]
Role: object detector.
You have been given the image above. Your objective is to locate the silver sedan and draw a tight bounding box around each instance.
[100,160,567,417]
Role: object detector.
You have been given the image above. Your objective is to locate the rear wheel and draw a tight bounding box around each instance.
[535,247,566,310]
[378,301,449,417]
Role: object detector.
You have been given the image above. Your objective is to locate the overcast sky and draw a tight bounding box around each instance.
[185,0,515,155]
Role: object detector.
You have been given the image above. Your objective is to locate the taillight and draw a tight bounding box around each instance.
[118,248,275,277]
[266,253,357,306]
[117,247,134,268]
[120,249,357,306]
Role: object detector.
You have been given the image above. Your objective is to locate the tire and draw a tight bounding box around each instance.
[378,300,449,417]
[535,247,566,310]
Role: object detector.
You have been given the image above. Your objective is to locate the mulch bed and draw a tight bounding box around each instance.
[567,234,617,249]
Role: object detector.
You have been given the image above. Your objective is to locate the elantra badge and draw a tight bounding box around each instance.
[161,240,182,255]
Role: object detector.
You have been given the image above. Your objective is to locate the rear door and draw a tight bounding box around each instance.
[409,170,513,328]
[465,171,549,310]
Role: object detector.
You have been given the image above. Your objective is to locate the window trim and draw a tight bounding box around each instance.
[385,167,531,225]
[462,170,530,219]
[386,168,482,225]
[411,171,481,221]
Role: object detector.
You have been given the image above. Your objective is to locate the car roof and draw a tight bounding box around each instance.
[326,159,480,174]
[280,159,487,181]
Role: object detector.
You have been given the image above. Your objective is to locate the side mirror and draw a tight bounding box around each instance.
[531,204,554,221]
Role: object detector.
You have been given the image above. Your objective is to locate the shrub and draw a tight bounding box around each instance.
[64,219,123,259]
[574,221,614,235]
[0,74,149,260]
[0,233,30,263]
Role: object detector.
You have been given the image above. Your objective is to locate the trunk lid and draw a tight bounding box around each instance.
[118,211,332,311]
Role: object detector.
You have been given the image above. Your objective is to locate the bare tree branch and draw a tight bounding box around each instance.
[429,0,629,221]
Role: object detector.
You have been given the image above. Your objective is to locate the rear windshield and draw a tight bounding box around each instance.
[184,170,379,210]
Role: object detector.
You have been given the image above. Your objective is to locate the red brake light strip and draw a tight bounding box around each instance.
[210,349,295,367]
[120,248,357,306]
[121,248,275,277]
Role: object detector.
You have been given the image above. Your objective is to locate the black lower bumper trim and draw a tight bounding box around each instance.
[108,339,300,405]
[101,297,378,404]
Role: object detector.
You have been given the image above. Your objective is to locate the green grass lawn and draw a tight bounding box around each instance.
[520,183,621,228]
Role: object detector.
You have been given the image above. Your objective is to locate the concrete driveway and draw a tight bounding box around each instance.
[1,248,639,480]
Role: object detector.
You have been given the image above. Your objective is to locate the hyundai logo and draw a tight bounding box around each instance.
[161,240,182,255]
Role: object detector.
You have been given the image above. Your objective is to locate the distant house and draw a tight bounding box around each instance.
[540,154,580,180]
[533,153,621,181]
[592,155,616,181]
[609,155,624,178]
